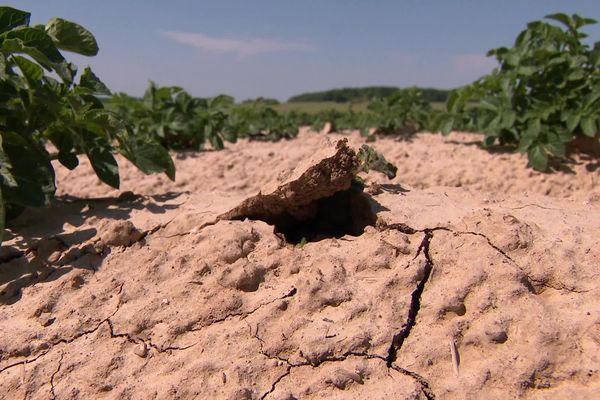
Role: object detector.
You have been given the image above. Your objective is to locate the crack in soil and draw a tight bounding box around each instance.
[0,352,49,375]
[188,287,297,333]
[390,363,436,400]
[385,221,586,294]
[386,230,434,367]
[259,366,293,400]
[49,351,64,400]
[247,222,442,400]
[454,230,588,294]
[0,283,124,375]
[1,286,296,381]
[106,319,198,355]
[260,351,436,400]
[249,321,436,399]
[153,218,220,239]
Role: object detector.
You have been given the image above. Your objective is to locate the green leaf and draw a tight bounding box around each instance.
[78,66,110,95]
[483,135,497,148]
[1,177,48,207]
[0,6,31,34]
[2,27,64,63]
[1,131,54,207]
[501,110,517,128]
[572,14,597,28]
[53,61,77,85]
[518,120,541,152]
[479,99,499,112]
[0,141,17,188]
[516,66,537,76]
[446,90,460,113]
[440,116,454,135]
[545,13,574,30]
[515,29,531,47]
[583,90,600,109]
[45,17,98,56]
[567,69,585,81]
[119,139,175,181]
[565,113,581,132]
[58,151,79,170]
[546,136,566,158]
[528,145,548,172]
[210,133,224,150]
[504,52,520,67]
[580,117,597,137]
[222,129,237,143]
[83,135,120,188]
[12,54,43,85]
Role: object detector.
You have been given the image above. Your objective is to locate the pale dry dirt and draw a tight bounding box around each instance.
[1,129,599,399]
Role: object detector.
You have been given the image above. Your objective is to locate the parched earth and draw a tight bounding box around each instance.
[0,130,599,399]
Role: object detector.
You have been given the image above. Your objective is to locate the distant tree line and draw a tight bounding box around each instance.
[241,97,280,105]
[288,86,450,103]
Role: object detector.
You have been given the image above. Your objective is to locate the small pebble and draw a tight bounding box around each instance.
[133,343,148,358]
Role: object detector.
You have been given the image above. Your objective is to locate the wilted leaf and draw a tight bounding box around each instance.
[357,144,397,179]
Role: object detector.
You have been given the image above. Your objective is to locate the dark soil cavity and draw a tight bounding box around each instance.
[219,139,373,243]
[274,189,377,244]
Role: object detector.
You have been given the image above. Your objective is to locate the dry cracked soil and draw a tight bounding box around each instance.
[0,129,599,399]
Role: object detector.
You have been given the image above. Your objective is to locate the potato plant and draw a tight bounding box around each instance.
[363,87,435,137]
[0,6,174,239]
[308,89,437,140]
[310,108,369,134]
[108,83,234,150]
[226,102,299,142]
[110,82,305,149]
[436,13,600,171]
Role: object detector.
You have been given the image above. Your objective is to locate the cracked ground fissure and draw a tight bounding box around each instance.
[0,283,124,375]
[5,215,570,399]
[245,222,444,400]
[49,351,64,400]
[249,298,436,399]
[255,346,436,400]
[385,229,434,367]
[1,286,298,380]
[386,221,584,294]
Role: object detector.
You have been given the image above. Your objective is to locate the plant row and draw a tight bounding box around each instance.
[0,6,174,239]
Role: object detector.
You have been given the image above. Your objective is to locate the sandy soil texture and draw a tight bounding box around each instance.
[1,130,599,399]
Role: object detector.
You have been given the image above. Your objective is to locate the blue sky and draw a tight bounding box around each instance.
[6,1,600,101]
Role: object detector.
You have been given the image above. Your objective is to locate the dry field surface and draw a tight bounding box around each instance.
[1,129,599,399]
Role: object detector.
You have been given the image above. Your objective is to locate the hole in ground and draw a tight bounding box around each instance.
[275,189,377,244]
